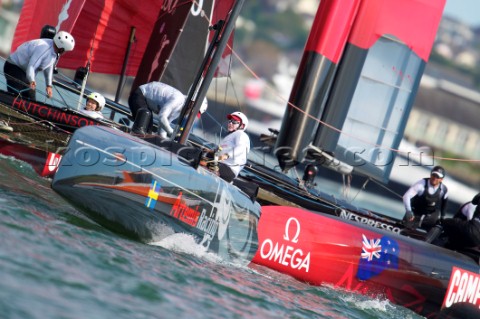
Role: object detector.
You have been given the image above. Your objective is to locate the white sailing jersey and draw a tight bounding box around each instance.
[9,39,57,87]
[219,130,250,177]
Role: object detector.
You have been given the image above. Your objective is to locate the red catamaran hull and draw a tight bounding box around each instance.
[252,206,480,318]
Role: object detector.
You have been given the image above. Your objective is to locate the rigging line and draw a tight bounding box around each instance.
[227,44,480,164]
[350,177,369,203]
[368,177,404,200]
[247,165,377,217]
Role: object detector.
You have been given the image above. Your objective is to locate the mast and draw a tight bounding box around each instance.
[176,0,245,145]
[115,27,136,103]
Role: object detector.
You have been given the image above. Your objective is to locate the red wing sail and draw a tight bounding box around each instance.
[159,0,214,94]
[12,0,165,76]
[276,0,446,183]
[131,0,193,93]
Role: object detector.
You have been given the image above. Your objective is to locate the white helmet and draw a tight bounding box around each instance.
[227,111,248,130]
[54,31,75,52]
[199,97,208,114]
[87,92,106,111]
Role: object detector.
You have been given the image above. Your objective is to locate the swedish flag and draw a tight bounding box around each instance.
[145,180,161,209]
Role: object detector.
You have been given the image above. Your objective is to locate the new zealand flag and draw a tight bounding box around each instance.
[356,234,400,280]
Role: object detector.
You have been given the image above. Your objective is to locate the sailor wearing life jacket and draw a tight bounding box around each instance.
[3,31,75,100]
[441,193,480,250]
[216,112,250,183]
[403,166,449,231]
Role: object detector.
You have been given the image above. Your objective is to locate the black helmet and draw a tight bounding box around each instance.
[430,166,445,178]
[472,193,480,205]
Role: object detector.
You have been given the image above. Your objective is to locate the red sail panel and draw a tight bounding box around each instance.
[12,0,85,49]
[12,0,165,76]
[210,0,235,77]
[348,0,446,61]
[311,0,446,183]
[275,0,361,171]
[304,0,361,63]
[132,0,193,93]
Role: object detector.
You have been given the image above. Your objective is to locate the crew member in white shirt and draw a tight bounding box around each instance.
[4,31,75,100]
[216,111,251,182]
[128,82,207,137]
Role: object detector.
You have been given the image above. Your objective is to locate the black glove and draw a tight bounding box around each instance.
[404,210,414,221]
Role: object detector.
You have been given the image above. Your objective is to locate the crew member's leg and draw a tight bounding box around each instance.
[3,61,35,100]
[129,88,152,135]
[420,212,439,232]
[218,163,236,183]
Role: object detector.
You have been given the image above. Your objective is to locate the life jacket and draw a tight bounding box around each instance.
[411,178,445,215]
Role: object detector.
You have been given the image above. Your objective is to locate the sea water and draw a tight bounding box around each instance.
[0,155,423,319]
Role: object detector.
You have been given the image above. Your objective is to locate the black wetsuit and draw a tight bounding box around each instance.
[442,203,480,250]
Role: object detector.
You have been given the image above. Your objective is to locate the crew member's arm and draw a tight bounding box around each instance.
[402,181,422,220]
[26,47,46,89]
[43,65,54,98]
[159,97,184,137]
[159,112,174,136]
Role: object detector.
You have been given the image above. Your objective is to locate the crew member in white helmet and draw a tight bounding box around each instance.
[80,92,105,120]
[3,31,75,100]
[216,111,251,182]
[129,81,208,137]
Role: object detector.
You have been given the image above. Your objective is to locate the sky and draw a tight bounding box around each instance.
[444,0,480,27]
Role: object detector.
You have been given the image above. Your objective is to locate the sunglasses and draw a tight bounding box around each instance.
[228,120,240,125]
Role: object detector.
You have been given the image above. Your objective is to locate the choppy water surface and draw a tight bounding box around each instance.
[0,156,423,319]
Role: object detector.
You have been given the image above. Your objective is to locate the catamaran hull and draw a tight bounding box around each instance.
[0,89,127,177]
[252,206,480,318]
[51,126,261,263]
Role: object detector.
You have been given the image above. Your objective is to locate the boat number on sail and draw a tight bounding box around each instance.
[339,209,402,233]
[259,217,311,272]
[443,266,480,309]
